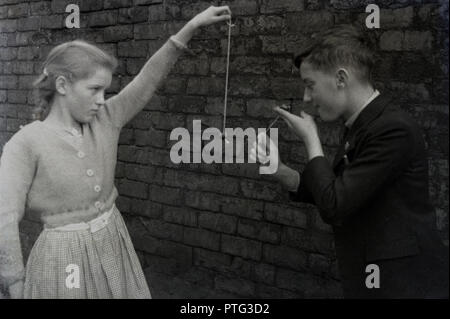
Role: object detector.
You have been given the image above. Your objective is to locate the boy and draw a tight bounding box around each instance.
[251,25,449,298]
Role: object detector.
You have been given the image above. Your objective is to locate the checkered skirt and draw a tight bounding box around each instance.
[23,206,151,299]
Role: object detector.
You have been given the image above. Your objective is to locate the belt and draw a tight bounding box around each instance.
[44,204,115,233]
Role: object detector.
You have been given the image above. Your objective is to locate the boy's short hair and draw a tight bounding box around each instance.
[294,24,378,84]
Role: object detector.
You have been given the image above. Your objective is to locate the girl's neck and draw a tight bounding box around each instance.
[44,99,82,133]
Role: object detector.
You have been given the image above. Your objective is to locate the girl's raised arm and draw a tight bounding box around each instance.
[104,6,231,128]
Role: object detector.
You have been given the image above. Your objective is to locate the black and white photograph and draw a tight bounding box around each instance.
[0,0,448,305]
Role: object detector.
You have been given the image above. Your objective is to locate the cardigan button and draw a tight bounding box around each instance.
[86,169,94,177]
[94,201,103,209]
[77,151,85,159]
[94,185,101,193]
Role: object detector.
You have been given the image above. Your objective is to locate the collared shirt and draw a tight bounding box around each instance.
[344,89,380,128]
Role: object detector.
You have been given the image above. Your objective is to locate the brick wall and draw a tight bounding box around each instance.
[0,0,448,298]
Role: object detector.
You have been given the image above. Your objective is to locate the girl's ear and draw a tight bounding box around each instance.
[55,75,70,95]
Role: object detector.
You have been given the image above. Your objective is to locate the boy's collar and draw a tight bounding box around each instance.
[344,89,380,128]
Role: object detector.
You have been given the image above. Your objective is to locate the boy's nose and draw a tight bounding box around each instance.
[96,94,105,105]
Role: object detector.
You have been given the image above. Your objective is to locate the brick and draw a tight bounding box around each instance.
[17,17,41,31]
[149,112,185,130]
[124,163,157,183]
[40,15,63,29]
[163,169,241,196]
[134,23,166,40]
[184,227,221,251]
[168,95,205,113]
[0,20,17,33]
[308,253,330,276]
[198,211,237,234]
[88,11,118,27]
[238,15,285,36]
[193,248,232,271]
[103,25,133,42]
[135,129,167,147]
[149,184,184,205]
[221,234,262,260]
[240,179,280,201]
[212,56,271,75]
[186,77,224,96]
[104,0,133,9]
[117,178,148,199]
[215,275,255,297]
[135,0,163,5]
[403,31,433,51]
[30,1,52,15]
[229,76,271,97]
[261,0,304,13]
[118,41,148,58]
[379,7,414,28]
[0,6,8,19]
[7,90,28,103]
[138,217,184,242]
[0,75,18,89]
[118,7,148,23]
[148,4,166,21]
[237,219,281,243]
[162,76,187,95]
[0,91,6,103]
[173,57,209,76]
[264,203,309,228]
[185,190,221,212]
[7,3,29,18]
[0,48,18,61]
[220,196,264,220]
[205,97,245,117]
[270,77,304,99]
[286,11,334,33]
[79,0,104,11]
[6,118,27,132]
[380,31,403,51]
[180,1,217,20]
[263,244,308,270]
[227,0,258,16]
[3,61,34,75]
[163,206,197,227]
[220,37,260,56]
[275,268,317,295]
[50,0,71,13]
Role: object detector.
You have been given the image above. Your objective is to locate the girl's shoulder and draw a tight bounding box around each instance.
[6,121,46,148]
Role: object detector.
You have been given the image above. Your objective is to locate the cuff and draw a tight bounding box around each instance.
[169,36,195,56]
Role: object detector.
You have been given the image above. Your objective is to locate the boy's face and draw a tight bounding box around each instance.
[65,67,112,123]
[300,61,347,122]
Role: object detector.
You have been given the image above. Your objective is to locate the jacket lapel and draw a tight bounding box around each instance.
[332,93,393,170]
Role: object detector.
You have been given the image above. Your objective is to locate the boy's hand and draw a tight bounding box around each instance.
[250,132,279,167]
[274,107,319,145]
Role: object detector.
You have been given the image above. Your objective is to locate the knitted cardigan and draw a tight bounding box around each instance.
[0,36,185,287]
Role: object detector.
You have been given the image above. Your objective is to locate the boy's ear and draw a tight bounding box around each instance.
[336,68,349,88]
[55,75,69,95]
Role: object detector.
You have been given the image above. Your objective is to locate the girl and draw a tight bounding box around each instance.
[0,6,231,299]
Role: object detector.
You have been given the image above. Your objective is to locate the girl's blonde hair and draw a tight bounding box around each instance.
[33,40,118,120]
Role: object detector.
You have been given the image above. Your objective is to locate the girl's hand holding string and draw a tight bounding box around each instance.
[172,6,232,46]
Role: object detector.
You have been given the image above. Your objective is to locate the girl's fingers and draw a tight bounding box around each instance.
[215,5,232,15]
[213,15,231,22]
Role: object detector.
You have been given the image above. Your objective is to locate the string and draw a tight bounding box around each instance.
[223,19,235,137]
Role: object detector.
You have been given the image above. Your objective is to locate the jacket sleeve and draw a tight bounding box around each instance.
[289,173,316,204]
[0,137,36,287]
[302,120,416,226]
[102,36,187,129]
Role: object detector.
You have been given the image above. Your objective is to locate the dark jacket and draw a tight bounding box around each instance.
[290,93,449,298]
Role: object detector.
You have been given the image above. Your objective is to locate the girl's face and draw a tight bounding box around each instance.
[65,67,112,124]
